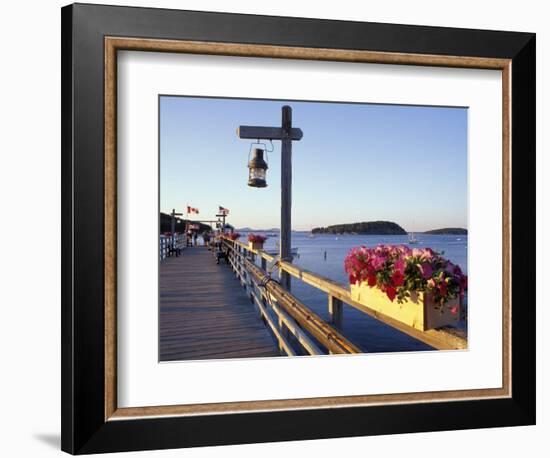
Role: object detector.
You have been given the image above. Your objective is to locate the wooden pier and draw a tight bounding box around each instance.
[159,238,467,362]
[159,246,280,361]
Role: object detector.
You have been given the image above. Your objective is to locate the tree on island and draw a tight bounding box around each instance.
[423,228,468,235]
[311,221,407,235]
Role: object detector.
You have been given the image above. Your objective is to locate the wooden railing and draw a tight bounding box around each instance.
[159,233,187,261]
[222,239,360,355]
[223,239,467,352]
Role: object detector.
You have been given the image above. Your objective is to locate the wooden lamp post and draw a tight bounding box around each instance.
[237,105,303,290]
[216,213,227,233]
[170,208,183,248]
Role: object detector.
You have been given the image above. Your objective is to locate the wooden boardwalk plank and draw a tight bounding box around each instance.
[159,247,280,361]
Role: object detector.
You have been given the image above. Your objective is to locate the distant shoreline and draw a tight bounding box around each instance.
[423,227,468,235]
[236,226,468,235]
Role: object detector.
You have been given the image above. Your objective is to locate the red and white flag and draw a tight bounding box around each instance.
[187,205,199,214]
[219,206,229,215]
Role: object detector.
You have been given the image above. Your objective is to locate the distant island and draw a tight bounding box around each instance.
[236,227,279,232]
[312,221,407,235]
[423,227,468,235]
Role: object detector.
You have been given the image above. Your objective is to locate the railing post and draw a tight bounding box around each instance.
[278,315,291,355]
[328,295,343,329]
[261,257,267,272]
[260,294,268,325]
[241,255,247,289]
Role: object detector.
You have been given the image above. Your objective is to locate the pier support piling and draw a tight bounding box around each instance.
[329,295,344,329]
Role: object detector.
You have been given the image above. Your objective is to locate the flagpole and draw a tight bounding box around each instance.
[186,204,189,241]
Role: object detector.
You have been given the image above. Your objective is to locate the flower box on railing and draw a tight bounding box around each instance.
[350,282,460,331]
[345,244,466,331]
[248,241,264,250]
[247,233,267,250]
[225,232,241,241]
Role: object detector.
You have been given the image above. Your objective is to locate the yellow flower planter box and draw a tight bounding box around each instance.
[350,282,460,331]
[248,241,264,251]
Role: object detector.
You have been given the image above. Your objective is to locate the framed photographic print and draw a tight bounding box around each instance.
[61,3,536,454]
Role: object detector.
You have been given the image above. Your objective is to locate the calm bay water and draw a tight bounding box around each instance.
[255,232,468,353]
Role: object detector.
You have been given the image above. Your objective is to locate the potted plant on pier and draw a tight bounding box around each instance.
[344,245,467,331]
[226,232,241,241]
[247,233,267,250]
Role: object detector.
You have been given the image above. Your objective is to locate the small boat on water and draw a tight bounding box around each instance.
[266,241,299,257]
[408,232,419,244]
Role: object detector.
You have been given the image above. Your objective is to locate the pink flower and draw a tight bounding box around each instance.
[445,262,456,274]
[248,233,267,243]
[419,262,433,279]
[450,306,459,315]
[391,270,405,287]
[394,258,406,274]
[371,255,386,271]
[421,248,435,260]
[345,244,466,305]
[385,286,397,301]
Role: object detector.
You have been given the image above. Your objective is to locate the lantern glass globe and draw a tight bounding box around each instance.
[248,167,267,187]
[247,148,268,188]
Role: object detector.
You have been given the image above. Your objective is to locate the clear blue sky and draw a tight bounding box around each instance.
[160,96,467,232]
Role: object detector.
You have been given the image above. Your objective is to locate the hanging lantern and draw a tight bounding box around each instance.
[247,147,268,188]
